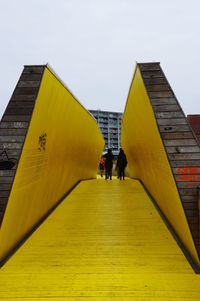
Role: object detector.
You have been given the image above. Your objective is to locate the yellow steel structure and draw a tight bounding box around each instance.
[0,66,104,262]
[0,178,200,300]
[121,65,199,266]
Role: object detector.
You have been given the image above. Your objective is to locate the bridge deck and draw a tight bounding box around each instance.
[0,178,200,300]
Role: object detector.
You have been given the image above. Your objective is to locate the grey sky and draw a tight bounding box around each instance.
[0,0,200,119]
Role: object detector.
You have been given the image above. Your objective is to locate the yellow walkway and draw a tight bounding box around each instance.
[0,178,200,300]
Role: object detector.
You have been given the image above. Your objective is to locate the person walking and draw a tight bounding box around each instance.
[116,148,127,180]
[103,149,114,180]
[99,157,105,177]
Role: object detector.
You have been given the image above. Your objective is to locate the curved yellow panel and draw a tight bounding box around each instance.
[121,65,199,265]
[0,66,104,261]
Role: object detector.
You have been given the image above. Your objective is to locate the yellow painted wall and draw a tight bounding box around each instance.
[0,66,104,261]
[121,65,199,265]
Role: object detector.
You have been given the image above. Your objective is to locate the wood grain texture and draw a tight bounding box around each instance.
[139,63,200,259]
[0,65,45,224]
[0,178,200,300]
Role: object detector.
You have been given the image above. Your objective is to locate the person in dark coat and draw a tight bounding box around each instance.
[116,148,127,180]
[103,148,114,180]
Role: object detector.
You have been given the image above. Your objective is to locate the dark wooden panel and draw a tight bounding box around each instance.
[179,188,198,196]
[0,122,29,129]
[0,191,10,198]
[9,102,35,108]
[0,149,22,157]
[159,125,191,132]
[175,174,200,182]
[171,160,200,167]
[182,195,198,202]
[155,112,184,119]
[166,146,200,153]
[2,115,32,121]
[0,183,13,190]
[157,118,187,126]
[143,78,167,85]
[186,216,199,224]
[173,167,200,175]
[0,142,23,150]
[149,91,174,98]
[141,70,164,78]
[0,136,25,142]
[153,104,180,112]
[146,84,170,92]
[139,63,160,71]
[151,98,177,105]
[17,81,41,88]
[177,181,200,188]
[13,87,39,95]
[0,198,7,205]
[161,132,194,139]
[5,107,34,115]
[20,74,43,81]
[11,95,36,101]
[169,153,200,160]
[23,66,45,74]
[184,209,199,217]
[0,170,15,177]
[0,177,13,183]
[164,140,198,146]
[0,129,27,135]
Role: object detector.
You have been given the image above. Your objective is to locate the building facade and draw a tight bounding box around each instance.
[187,114,200,144]
[89,109,123,156]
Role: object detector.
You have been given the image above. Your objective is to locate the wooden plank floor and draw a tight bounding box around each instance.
[0,178,200,300]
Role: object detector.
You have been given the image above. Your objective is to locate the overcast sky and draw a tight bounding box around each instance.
[0,0,200,119]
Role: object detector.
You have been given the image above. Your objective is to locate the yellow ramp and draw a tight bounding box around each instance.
[0,179,200,300]
[0,65,104,263]
[121,63,200,266]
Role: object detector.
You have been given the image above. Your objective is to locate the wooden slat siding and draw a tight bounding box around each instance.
[171,160,200,167]
[169,154,200,160]
[157,118,187,125]
[2,115,32,122]
[161,132,195,139]
[156,112,185,118]
[0,122,29,129]
[145,84,171,91]
[165,140,198,146]
[0,65,45,225]
[152,104,182,112]
[139,62,200,259]
[152,98,177,105]
[166,146,200,154]
[11,95,37,101]
[0,136,25,142]
[0,129,28,136]
[149,91,174,98]
[173,167,200,174]
[159,125,191,132]
[0,149,22,157]
[9,102,35,109]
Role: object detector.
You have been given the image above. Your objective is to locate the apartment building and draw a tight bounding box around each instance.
[89,109,123,156]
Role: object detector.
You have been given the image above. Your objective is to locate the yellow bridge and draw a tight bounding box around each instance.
[0,63,200,300]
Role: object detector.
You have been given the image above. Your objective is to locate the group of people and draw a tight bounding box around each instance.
[99,148,127,180]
